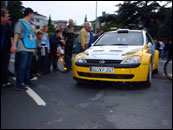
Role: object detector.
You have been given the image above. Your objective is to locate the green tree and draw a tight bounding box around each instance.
[2,1,24,29]
[98,23,125,32]
[116,1,140,29]
[156,8,172,40]
[97,12,125,32]
[116,1,172,39]
[48,15,55,34]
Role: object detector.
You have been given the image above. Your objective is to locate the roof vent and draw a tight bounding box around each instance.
[117,29,129,33]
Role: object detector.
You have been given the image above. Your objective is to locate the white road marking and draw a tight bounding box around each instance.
[26,87,46,106]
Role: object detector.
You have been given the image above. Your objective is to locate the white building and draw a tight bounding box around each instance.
[31,12,48,32]
[54,20,67,29]
[52,20,58,29]
[30,12,68,32]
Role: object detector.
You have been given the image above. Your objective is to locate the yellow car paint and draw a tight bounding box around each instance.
[72,45,159,82]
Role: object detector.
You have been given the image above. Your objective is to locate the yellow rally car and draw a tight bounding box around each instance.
[72,29,159,87]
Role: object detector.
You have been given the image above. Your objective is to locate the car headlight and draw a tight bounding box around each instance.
[76,55,87,63]
[121,56,141,64]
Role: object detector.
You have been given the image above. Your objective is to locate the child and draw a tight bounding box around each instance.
[30,31,43,80]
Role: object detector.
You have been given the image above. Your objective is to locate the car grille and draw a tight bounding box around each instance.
[86,59,122,64]
[78,72,134,79]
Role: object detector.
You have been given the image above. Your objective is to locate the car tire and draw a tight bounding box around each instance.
[153,68,159,74]
[144,61,152,87]
[153,62,159,74]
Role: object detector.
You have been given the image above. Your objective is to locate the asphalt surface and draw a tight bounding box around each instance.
[1,55,172,129]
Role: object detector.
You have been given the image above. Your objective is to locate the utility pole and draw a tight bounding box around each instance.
[95,1,98,34]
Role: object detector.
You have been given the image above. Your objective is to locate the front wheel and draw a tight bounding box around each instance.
[153,61,159,74]
[144,62,152,87]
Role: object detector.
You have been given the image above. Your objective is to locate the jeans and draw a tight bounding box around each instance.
[40,47,50,74]
[50,50,58,69]
[15,51,33,87]
[159,49,164,59]
[30,54,39,76]
[65,40,73,68]
[1,48,10,85]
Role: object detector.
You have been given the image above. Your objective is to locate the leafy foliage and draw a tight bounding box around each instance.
[1,1,24,29]
[98,1,172,40]
[48,15,56,34]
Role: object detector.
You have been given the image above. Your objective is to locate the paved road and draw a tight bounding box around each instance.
[1,55,172,129]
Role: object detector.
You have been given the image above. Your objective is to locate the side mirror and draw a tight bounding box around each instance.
[147,42,152,48]
[91,43,94,47]
[147,42,153,54]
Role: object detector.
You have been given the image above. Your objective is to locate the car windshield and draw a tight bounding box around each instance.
[94,31,143,46]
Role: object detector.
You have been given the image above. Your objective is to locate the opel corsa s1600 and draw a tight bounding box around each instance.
[72,29,159,87]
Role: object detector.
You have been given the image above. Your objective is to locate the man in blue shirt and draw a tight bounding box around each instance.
[87,26,93,48]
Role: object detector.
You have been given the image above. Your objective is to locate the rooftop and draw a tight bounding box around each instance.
[34,12,47,18]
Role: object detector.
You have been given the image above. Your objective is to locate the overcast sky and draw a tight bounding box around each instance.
[22,1,172,25]
[22,1,124,25]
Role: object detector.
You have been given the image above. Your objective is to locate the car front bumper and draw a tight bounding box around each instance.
[72,62,149,82]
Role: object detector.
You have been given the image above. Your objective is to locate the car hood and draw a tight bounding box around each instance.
[83,46,143,60]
